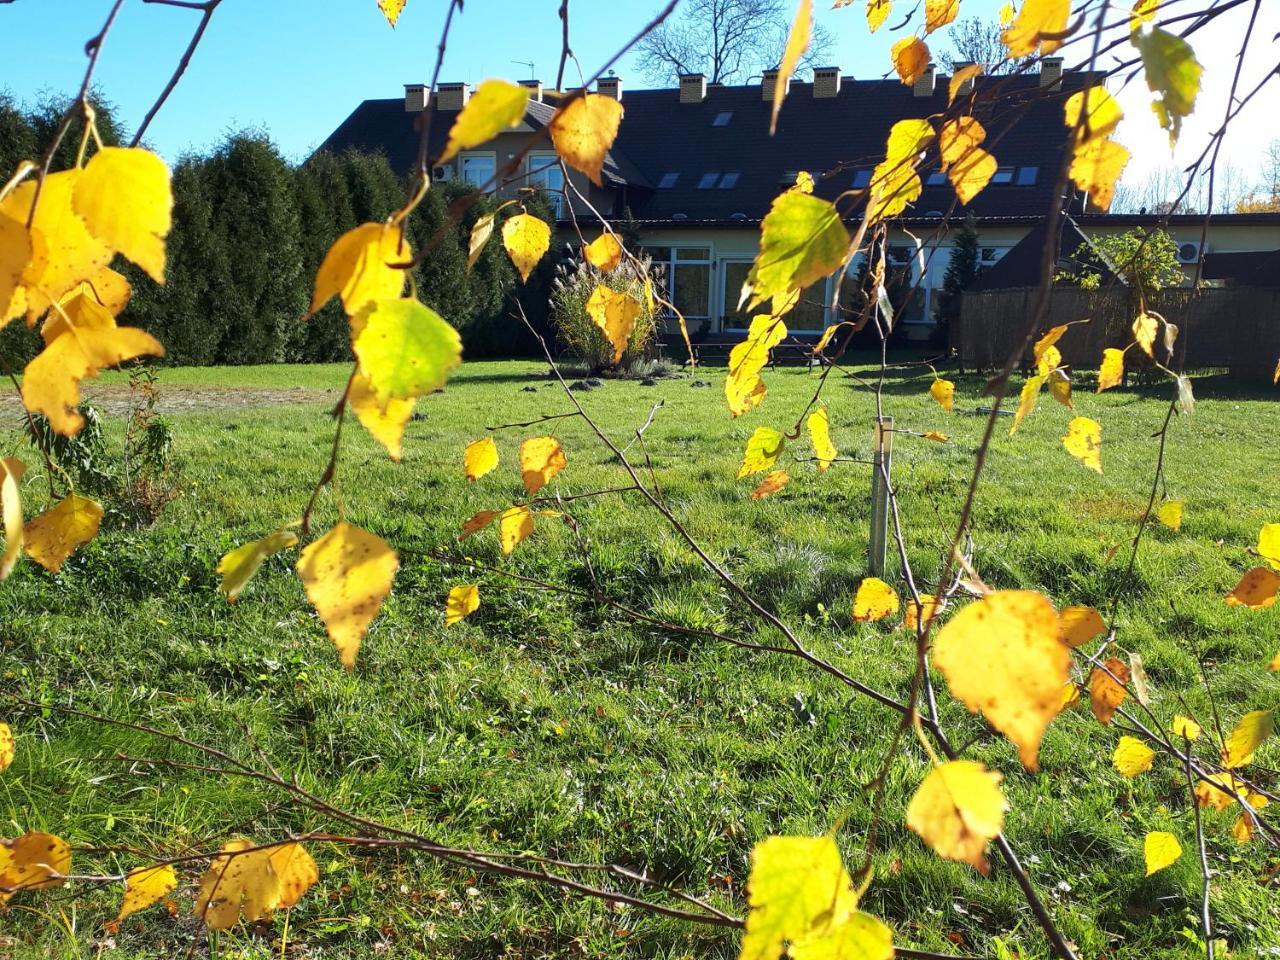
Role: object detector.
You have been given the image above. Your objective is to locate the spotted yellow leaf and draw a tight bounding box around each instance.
[1064,87,1124,143]
[1062,416,1102,473]
[1225,567,1280,609]
[1113,735,1155,777]
[459,509,500,541]
[868,119,933,223]
[498,505,534,555]
[807,407,837,472]
[890,36,930,86]
[906,760,1005,874]
[738,427,785,479]
[938,117,997,204]
[1048,368,1072,408]
[308,223,408,317]
[25,493,103,573]
[1098,347,1125,392]
[1059,605,1107,648]
[268,842,318,910]
[727,314,788,416]
[1089,657,1129,726]
[502,212,550,283]
[297,522,398,669]
[116,865,178,925]
[933,590,1071,769]
[0,832,71,905]
[73,147,172,283]
[1222,709,1273,768]
[584,233,623,272]
[0,211,32,324]
[446,584,480,627]
[440,79,530,164]
[1132,312,1158,357]
[377,0,406,26]
[1002,0,1069,58]
[549,94,624,188]
[1069,136,1130,211]
[520,436,567,494]
[585,285,642,365]
[194,839,279,930]
[464,437,499,481]
[853,577,899,622]
[751,470,790,500]
[1144,831,1181,875]
[348,370,415,462]
[924,0,959,33]
[1172,715,1201,741]
[866,0,892,32]
[62,265,132,316]
[217,525,300,602]
[1010,375,1043,435]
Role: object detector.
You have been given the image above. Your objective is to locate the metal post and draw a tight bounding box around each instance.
[869,416,893,577]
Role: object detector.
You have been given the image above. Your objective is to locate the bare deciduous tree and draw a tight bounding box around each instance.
[634,0,834,86]
[938,18,1029,74]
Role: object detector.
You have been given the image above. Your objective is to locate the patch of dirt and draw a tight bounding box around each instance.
[0,384,338,418]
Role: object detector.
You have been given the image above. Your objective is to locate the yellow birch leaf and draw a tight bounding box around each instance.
[1231,793,1269,843]
[790,907,893,960]
[73,147,172,283]
[948,64,985,103]
[217,526,300,602]
[921,430,949,442]
[1129,651,1151,706]
[906,760,1005,874]
[807,407,837,472]
[930,378,954,412]
[268,843,318,910]
[351,298,462,406]
[1134,27,1202,145]
[1034,323,1069,360]
[0,832,71,904]
[933,590,1070,770]
[1256,522,1280,570]
[1037,344,1062,378]
[459,509,501,541]
[117,865,178,925]
[0,722,13,773]
[945,138,997,204]
[866,0,892,32]
[0,211,31,324]
[1112,735,1155,777]
[752,470,790,499]
[770,0,812,135]
[1001,0,1069,58]
[1059,605,1107,648]
[1098,347,1125,392]
[998,1,1015,25]
[1156,499,1182,531]
[308,223,408,317]
[1222,709,1274,768]
[520,436,566,494]
[194,839,280,930]
[1064,87,1124,143]
[738,427,785,479]
[1133,312,1159,357]
[868,119,933,223]
[1062,416,1102,473]
[739,835,852,960]
[1131,0,1159,32]
[0,457,23,580]
[584,233,622,272]
[464,437,499,481]
[890,36,931,86]
[1,171,111,320]
[1048,368,1073,408]
[1088,657,1130,726]
[62,265,132,316]
[1060,680,1081,711]
[903,593,940,632]
[377,0,406,26]
[853,577,899,622]
[1069,137,1130,211]
[502,212,551,283]
[924,0,959,33]
[439,80,530,164]
[446,584,480,627]
[23,290,164,435]
[24,493,103,573]
[585,284,641,364]
[467,210,497,269]
[348,370,415,461]
[1144,831,1181,875]
[1195,771,1246,811]
[498,505,534,555]
[1172,715,1202,741]
[297,522,398,669]
[1225,567,1280,609]
[727,314,787,416]
[1010,375,1043,435]
[743,192,848,312]
[549,94,624,188]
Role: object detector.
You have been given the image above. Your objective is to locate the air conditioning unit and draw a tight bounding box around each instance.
[433,165,454,182]
[1176,240,1203,264]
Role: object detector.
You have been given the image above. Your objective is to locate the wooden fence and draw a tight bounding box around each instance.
[953,286,1280,381]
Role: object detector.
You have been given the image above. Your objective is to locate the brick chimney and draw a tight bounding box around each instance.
[951,62,977,98]
[435,82,470,112]
[813,66,842,98]
[679,73,707,103]
[597,75,622,101]
[1040,57,1063,89]
[404,83,427,112]
[518,79,543,103]
[762,67,790,102]
[913,63,936,97]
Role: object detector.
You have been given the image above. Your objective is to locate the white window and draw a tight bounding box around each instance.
[648,246,712,325]
[527,152,565,218]
[460,153,496,188]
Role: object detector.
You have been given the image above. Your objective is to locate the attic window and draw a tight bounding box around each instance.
[1017,166,1039,185]
[925,170,946,186]
[718,172,740,189]
[851,169,872,189]
[697,172,721,189]
[658,172,680,189]
[712,111,733,126]
[992,166,1016,184]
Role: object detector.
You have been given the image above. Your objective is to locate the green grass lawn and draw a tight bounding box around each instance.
[1,358,1277,959]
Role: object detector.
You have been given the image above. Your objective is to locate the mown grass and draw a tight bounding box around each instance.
[1,357,1278,959]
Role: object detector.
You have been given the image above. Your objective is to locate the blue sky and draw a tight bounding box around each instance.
[1,0,1275,200]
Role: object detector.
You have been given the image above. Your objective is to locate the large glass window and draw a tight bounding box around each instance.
[461,153,496,188]
[527,152,564,218]
[647,246,712,327]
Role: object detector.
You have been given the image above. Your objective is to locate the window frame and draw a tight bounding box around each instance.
[459,151,498,189]
[526,151,565,218]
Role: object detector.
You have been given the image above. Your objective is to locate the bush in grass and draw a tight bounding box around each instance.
[550,255,659,374]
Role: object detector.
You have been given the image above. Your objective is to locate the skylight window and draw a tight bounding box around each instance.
[712,111,733,127]
[718,172,740,189]
[926,171,947,186]
[992,166,1016,184]
[1016,166,1039,185]
[697,172,721,189]
[851,169,872,189]
[658,172,680,189]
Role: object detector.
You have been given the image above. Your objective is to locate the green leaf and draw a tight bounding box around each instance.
[352,298,463,405]
[1134,28,1202,145]
[743,191,848,313]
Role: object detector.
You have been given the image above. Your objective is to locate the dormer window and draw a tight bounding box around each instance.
[926,170,947,186]
[1017,166,1039,185]
[658,172,680,189]
[697,172,721,189]
[712,111,733,126]
[718,172,740,189]
[851,169,872,189]
[992,166,1016,184]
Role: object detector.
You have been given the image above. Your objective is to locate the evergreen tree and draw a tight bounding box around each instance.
[406,178,474,339]
[934,215,980,348]
[0,94,37,183]
[293,151,358,361]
